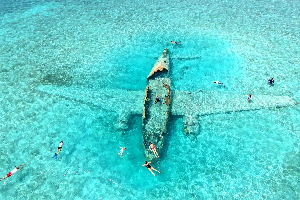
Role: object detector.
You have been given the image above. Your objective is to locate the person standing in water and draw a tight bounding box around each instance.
[53,141,63,159]
[142,161,160,177]
[0,164,25,181]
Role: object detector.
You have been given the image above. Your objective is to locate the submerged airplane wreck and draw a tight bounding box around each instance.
[142,48,171,159]
[37,48,298,160]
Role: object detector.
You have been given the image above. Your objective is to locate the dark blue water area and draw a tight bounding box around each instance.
[0,0,55,16]
[0,0,34,15]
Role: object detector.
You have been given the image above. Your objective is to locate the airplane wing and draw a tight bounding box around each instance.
[37,86,297,134]
[171,90,298,135]
[36,85,144,130]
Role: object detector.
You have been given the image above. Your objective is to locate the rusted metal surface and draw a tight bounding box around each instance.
[142,49,171,160]
[147,48,169,79]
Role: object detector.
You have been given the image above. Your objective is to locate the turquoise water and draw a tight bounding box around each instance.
[0,0,300,199]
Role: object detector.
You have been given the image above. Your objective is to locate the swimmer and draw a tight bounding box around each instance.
[118,146,126,156]
[212,81,225,87]
[149,142,159,158]
[52,140,63,159]
[142,161,160,177]
[0,164,25,181]
[154,94,161,104]
[171,41,181,45]
[247,94,252,102]
[268,78,274,84]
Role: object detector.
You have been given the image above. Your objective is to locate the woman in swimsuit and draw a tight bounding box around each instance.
[149,142,159,158]
[142,161,160,177]
[53,141,63,159]
[0,164,25,181]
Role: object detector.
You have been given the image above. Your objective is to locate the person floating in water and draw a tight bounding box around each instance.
[268,78,274,84]
[212,81,225,87]
[247,94,252,102]
[171,41,181,45]
[149,142,159,158]
[0,164,25,181]
[53,140,63,159]
[118,146,126,156]
[154,94,161,104]
[142,161,160,177]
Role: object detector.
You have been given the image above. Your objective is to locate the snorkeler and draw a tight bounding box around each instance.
[247,94,252,102]
[118,146,126,156]
[0,164,25,181]
[142,161,160,177]
[212,81,225,87]
[52,141,63,159]
[149,142,159,158]
[171,41,181,45]
[268,78,274,84]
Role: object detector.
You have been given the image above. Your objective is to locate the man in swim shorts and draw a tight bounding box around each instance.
[0,164,25,181]
[53,140,63,159]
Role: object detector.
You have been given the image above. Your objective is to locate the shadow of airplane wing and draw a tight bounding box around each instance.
[36,85,144,130]
[37,86,297,135]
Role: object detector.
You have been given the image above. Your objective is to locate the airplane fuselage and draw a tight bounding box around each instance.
[142,48,171,160]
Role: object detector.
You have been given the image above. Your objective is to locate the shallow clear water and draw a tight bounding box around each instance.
[0,0,300,199]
